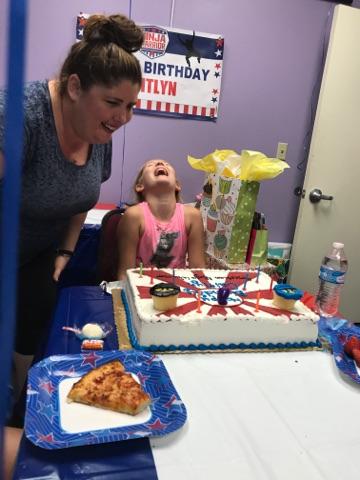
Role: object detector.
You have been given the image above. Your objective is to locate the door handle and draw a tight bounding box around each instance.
[309,188,334,203]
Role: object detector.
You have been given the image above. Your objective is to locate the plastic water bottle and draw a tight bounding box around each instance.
[315,242,348,317]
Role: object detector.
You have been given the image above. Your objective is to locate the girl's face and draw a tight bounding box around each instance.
[68,76,140,144]
[136,160,180,196]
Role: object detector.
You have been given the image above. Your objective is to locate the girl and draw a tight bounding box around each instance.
[117,160,205,279]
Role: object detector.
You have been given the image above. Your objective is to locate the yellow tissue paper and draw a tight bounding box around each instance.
[188,149,238,174]
[188,149,289,181]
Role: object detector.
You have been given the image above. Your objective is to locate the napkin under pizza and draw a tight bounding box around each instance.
[67,360,151,415]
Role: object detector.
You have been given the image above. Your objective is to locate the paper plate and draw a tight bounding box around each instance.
[25,350,187,449]
[325,321,360,384]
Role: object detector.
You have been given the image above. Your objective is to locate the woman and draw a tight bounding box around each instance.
[0,13,144,402]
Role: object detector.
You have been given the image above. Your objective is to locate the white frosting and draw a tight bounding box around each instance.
[124,269,319,348]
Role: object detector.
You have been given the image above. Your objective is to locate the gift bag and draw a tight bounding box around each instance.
[190,149,290,265]
[200,175,260,263]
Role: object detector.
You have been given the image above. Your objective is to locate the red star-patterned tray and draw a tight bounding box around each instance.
[25,350,187,449]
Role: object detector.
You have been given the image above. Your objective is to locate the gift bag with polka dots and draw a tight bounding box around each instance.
[200,173,260,264]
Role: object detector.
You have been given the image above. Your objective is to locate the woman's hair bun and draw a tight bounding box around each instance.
[83,14,144,53]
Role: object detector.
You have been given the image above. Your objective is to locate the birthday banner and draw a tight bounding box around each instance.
[76,14,224,121]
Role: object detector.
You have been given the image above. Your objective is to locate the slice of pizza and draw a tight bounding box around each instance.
[67,360,151,415]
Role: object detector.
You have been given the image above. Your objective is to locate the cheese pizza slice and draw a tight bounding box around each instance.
[67,360,151,415]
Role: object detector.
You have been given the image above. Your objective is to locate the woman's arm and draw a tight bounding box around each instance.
[185,206,206,267]
[53,211,87,281]
[116,206,142,280]
[3,426,22,480]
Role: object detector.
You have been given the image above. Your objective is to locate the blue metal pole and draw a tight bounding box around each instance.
[0,0,28,468]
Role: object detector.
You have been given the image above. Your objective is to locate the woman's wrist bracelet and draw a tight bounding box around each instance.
[55,248,74,258]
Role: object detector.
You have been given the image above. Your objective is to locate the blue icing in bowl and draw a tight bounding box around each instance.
[273,284,303,300]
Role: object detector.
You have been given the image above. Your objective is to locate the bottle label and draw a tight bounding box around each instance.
[319,266,345,284]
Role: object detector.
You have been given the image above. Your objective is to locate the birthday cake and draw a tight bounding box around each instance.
[121,268,320,352]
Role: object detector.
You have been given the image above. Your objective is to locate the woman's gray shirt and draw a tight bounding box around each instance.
[0,81,112,265]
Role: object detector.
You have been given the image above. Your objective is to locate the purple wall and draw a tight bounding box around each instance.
[1,0,359,242]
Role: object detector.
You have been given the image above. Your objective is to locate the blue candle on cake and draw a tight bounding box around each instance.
[256,265,261,283]
[217,286,230,305]
[243,270,249,290]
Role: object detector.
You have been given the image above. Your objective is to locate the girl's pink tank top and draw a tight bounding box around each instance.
[136,202,187,268]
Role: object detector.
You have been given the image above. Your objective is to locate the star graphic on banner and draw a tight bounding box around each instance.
[147,418,168,431]
[214,49,223,57]
[216,37,224,47]
[39,380,55,395]
[214,72,221,78]
[215,63,221,70]
[81,351,101,368]
[77,27,84,39]
[211,97,218,103]
[212,88,219,95]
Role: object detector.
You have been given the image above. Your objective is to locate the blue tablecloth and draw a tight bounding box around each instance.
[42,286,117,357]
[58,224,101,288]
[13,287,158,480]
